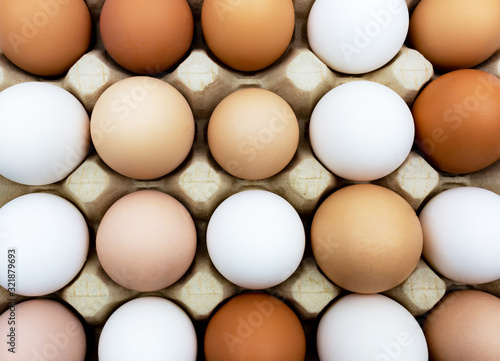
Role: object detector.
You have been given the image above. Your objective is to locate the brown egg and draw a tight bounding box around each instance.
[413,69,500,174]
[204,292,306,361]
[207,88,299,180]
[96,190,197,292]
[100,0,193,74]
[424,290,500,361]
[201,0,295,71]
[0,0,91,76]
[0,299,86,361]
[408,0,500,71]
[311,184,423,294]
[90,76,195,180]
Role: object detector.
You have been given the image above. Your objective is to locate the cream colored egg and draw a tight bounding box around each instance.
[90,76,195,180]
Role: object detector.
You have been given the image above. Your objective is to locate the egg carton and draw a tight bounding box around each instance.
[1,0,500,360]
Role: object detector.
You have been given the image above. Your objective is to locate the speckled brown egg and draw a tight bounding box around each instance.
[413,69,500,174]
[0,0,91,76]
[311,184,423,294]
[424,290,500,361]
[201,0,295,71]
[99,0,193,74]
[408,0,500,71]
[204,292,306,361]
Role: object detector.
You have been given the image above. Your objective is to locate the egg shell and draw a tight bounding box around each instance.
[90,76,195,180]
[0,299,87,361]
[99,0,194,74]
[201,0,295,71]
[307,0,409,74]
[96,190,197,292]
[204,292,306,361]
[424,290,500,361]
[0,0,91,76]
[408,0,500,71]
[419,186,500,284]
[317,293,428,361]
[309,80,415,181]
[0,193,89,296]
[98,297,197,361]
[206,189,305,289]
[207,88,299,180]
[0,82,90,186]
[311,184,423,294]
[412,69,500,174]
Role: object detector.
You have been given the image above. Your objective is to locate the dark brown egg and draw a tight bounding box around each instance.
[99,0,193,74]
[413,69,500,174]
[0,0,91,76]
[204,293,306,361]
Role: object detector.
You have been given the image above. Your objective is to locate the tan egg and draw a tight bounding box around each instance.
[408,0,500,71]
[311,184,423,294]
[96,190,197,292]
[90,76,195,180]
[99,0,193,74]
[207,88,299,180]
[413,69,500,174]
[201,0,295,71]
[204,292,306,361]
[0,299,86,361]
[424,290,500,361]
[0,0,91,76]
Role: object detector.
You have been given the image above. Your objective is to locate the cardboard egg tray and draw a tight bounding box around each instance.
[1,0,500,359]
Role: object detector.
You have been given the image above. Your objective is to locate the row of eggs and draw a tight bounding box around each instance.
[9,290,499,361]
[1,184,500,297]
[1,0,500,76]
[1,67,500,189]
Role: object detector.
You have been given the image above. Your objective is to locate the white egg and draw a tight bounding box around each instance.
[0,193,89,296]
[309,80,414,181]
[317,294,428,361]
[206,189,305,289]
[419,186,500,284]
[0,82,90,186]
[307,0,409,74]
[98,297,197,361]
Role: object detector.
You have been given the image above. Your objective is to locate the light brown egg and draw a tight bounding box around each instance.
[204,292,306,361]
[201,0,295,71]
[90,76,195,180]
[0,299,86,361]
[99,0,193,74]
[207,88,299,180]
[408,0,500,71]
[96,190,197,292]
[311,184,423,294]
[424,290,500,361]
[0,0,91,76]
[413,69,500,174]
